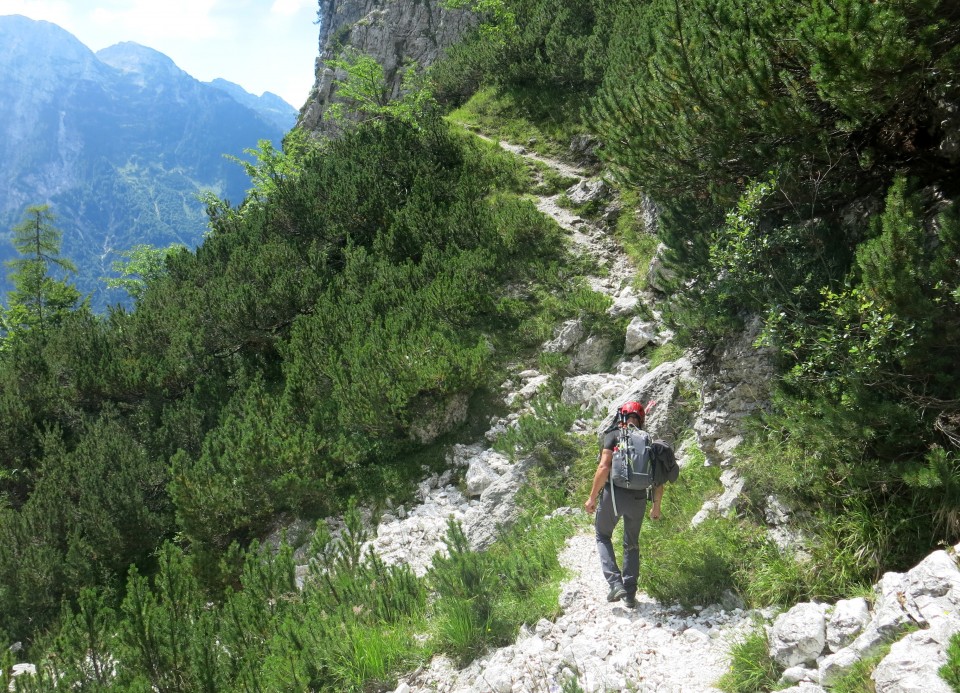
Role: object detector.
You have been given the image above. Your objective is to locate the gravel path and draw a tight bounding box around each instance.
[397,529,754,693]
[385,138,754,692]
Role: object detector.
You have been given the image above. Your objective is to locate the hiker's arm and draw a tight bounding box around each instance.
[584,449,613,514]
[649,484,665,520]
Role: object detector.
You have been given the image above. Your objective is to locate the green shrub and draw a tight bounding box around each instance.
[429,514,571,664]
[717,625,781,693]
[941,631,960,692]
[493,396,580,460]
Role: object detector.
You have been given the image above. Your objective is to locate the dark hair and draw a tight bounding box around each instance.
[625,411,644,427]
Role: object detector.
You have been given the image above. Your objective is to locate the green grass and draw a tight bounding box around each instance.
[716,625,781,693]
[447,86,589,161]
[634,444,761,607]
[614,187,662,286]
[429,513,573,665]
[648,342,684,369]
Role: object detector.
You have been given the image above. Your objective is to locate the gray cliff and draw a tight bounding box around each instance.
[299,0,474,134]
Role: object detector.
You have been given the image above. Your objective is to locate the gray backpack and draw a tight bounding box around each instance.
[610,427,654,490]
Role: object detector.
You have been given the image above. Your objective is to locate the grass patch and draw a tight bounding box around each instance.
[447,85,589,160]
[453,126,534,194]
[716,625,781,693]
[636,450,758,607]
[429,513,573,665]
[648,342,684,369]
[941,631,960,692]
[614,186,661,285]
[532,163,579,197]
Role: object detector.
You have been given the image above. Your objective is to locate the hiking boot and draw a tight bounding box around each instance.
[623,593,637,609]
[607,584,627,602]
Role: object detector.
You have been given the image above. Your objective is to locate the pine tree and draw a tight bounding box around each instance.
[4,204,81,337]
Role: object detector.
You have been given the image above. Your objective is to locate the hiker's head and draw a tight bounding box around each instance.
[619,400,645,428]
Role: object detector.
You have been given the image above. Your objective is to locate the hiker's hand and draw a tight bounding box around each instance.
[649,505,662,521]
[584,497,597,514]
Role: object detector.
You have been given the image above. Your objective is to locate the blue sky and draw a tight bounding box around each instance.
[1,0,320,107]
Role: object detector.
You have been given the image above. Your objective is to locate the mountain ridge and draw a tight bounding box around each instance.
[0,14,294,310]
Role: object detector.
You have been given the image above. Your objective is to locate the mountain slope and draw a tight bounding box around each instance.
[207,78,298,131]
[0,15,290,310]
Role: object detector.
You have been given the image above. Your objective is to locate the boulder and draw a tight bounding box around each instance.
[505,374,550,406]
[466,457,535,550]
[408,391,469,444]
[566,178,607,205]
[624,317,658,354]
[872,629,952,693]
[561,374,609,409]
[826,598,871,653]
[604,357,695,437]
[544,319,584,354]
[608,286,639,317]
[647,243,674,293]
[570,335,614,374]
[819,647,863,687]
[779,664,820,686]
[464,458,499,497]
[768,602,828,668]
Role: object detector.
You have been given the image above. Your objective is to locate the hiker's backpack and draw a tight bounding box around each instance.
[610,426,654,490]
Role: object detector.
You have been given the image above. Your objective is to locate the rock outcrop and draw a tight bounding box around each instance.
[769,546,960,692]
[299,0,475,134]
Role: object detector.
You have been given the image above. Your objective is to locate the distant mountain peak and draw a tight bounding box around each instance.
[206,78,297,131]
[0,16,289,311]
[97,42,187,82]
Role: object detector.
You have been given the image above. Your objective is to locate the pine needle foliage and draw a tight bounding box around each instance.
[0,111,574,645]
[429,515,570,665]
[942,631,960,692]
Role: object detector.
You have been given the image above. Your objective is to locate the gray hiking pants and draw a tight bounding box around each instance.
[595,484,647,595]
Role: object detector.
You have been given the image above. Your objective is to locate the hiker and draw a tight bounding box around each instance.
[584,400,675,608]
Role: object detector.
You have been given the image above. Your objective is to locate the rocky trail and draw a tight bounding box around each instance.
[363,140,761,692]
[317,137,960,693]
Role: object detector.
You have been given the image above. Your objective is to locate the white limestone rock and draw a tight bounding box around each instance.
[647,243,674,293]
[819,647,863,688]
[544,319,584,354]
[571,335,614,374]
[624,317,658,354]
[872,629,953,693]
[780,664,820,685]
[608,286,640,317]
[768,602,828,668]
[505,374,550,405]
[464,458,499,497]
[561,374,608,409]
[566,178,607,205]
[826,598,871,653]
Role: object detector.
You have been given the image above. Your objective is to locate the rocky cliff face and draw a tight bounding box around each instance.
[299,0,474,134]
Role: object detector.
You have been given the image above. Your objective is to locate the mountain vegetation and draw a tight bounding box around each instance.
[1,0,959,690]
[0,15,296,311]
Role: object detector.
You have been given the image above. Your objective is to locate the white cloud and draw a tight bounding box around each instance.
[89,0,224,41]
[3,0,318,107]
[1,0,77,26]
[269,0,314,18]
